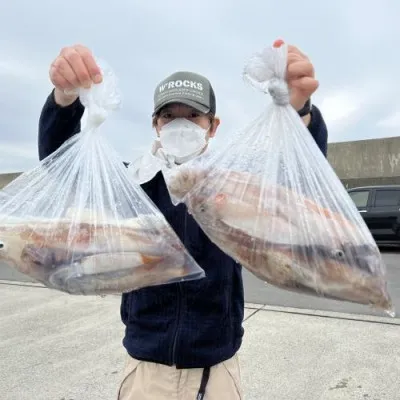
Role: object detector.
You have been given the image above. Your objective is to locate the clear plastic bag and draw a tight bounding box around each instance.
[163,44,395,317]
[0,58,205,295]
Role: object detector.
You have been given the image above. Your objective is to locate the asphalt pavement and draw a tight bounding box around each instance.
[1,246,399,399]
[1,282,399,400]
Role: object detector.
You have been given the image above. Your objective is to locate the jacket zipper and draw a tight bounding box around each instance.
[171,211,188,365]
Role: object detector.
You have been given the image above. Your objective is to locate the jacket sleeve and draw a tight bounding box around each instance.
[307,104,328,157]
[38,89,85,161]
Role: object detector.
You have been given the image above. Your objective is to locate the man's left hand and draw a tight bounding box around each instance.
[273,39,319,122]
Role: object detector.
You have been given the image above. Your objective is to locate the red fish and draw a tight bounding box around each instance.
[0,214,202,295]
[166,167,394,315]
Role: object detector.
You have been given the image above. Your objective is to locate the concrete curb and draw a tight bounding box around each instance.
[245,303,400,325]
[0,279,44,288]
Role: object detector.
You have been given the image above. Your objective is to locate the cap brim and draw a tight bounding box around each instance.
[152,98,210,116]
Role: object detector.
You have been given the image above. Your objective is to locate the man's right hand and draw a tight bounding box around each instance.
[50,44,103,107]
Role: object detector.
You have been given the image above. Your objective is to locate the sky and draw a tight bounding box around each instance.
[1,0,400,173]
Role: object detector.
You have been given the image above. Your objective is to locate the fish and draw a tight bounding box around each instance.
[166,167,394,315]
[0,213,201,295]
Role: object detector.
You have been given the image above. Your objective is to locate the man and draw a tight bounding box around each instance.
[38,39,328,399]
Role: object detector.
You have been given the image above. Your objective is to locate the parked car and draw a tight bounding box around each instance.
[347,185,400,245]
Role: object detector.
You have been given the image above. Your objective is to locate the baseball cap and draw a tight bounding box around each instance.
[152,71,216,116]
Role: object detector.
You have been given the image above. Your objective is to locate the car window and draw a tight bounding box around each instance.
[374,190,400,207]
[348,190,370,208]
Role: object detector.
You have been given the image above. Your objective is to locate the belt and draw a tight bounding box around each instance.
[196,367,211,400]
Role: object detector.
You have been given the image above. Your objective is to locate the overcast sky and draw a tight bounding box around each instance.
[1,0,400,173]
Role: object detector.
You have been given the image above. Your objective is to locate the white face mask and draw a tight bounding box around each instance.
[159,118,210,162]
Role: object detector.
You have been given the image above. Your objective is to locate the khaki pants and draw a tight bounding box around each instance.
[117,353,243,400]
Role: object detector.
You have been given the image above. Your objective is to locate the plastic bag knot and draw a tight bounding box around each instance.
[78,58,122,132]
[242,44,290,106]
[268,77,290,106]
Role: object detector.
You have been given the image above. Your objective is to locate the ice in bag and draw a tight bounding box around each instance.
[0,58,205,295]
[163,44,394,316]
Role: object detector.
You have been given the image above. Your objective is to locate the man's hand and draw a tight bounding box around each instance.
[49,44,103,107]
[273,39,319,125]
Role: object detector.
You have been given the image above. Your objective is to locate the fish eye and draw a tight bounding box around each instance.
[334,250,345,258]
[199,204,207,212]
[0,242,4,249]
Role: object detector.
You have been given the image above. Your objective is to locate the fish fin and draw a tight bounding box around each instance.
[141,254,164,265]
[215,193,226,204]
[303,198,353,229]
[304,198,333,219]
